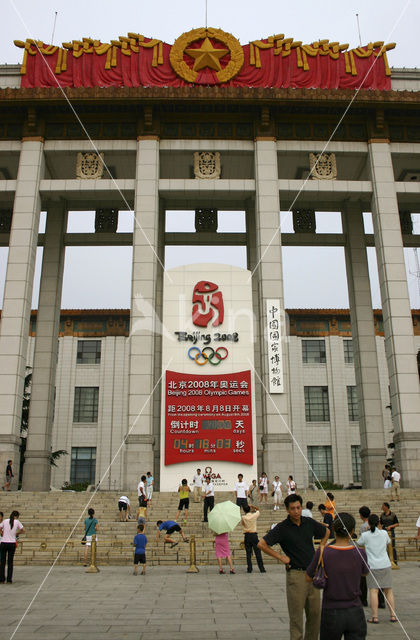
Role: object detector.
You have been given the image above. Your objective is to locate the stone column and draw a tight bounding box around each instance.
[254,139,293,480]
[343,203,386,487]
[22,201,67,491]
[0,139,44,480]
[124,136,161,489]
[369,141,420,486]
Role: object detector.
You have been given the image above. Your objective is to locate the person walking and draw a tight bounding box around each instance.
[215,532,235,574]
[380,502,399,564]
[2,460,13,491]
[318,504,334,538]
[155,520,188,547]
[248,479,258,504]
[137,475,147,507]
[203,476,215,522]
[0,510,25,583]
[235,474,248,511]
[357,513,397,624]
[259,472,268,504]
[176,478,191,523]
[133,523,147,575]
[241,504,265,573]
[358,506,371,607]
[258,494,329,640]
[192,468,204,503]
[83,508,99,567]
[272,476,283,511]
[286,475,297,496]
[146,471,154,503]
[382,465,391,490]
[306,513,369,640]
[118,495,131,522]
[390,468,401,502]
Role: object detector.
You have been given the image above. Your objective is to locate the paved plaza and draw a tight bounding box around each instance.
[1,563,419,640]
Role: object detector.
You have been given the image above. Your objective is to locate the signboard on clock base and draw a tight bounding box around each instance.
[159,264,257,492]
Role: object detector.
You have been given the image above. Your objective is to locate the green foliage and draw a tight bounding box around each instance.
[61,481,90,492]
[50,449,68,467]
[315,480,344,491]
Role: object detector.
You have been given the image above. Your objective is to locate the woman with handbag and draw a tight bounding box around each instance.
[258,472,268,504]
[83,508,99,567]
[0,510,25,583]
[306,512,369,640]
[357,513,397,624]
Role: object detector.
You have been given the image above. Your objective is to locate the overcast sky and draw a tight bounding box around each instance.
[1,0,419,310]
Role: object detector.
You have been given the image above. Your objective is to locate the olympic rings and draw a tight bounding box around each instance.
[187,346,229,365]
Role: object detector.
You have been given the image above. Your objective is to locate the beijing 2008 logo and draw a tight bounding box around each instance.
[192,281,224,327]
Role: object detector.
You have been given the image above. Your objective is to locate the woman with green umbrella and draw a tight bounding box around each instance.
[208,501,241,574]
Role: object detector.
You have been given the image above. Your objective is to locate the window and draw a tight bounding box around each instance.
[304,386,330,421]
[351,445,361,483]
[302,340,326,364]
[70,447,96,484]
[73,387,99,422]
[77,340,101,364]
[308,446,333,483]
[347,386,359,421]
[343,340,354,364]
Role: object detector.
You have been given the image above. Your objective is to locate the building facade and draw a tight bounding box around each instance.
[1,29,420,490]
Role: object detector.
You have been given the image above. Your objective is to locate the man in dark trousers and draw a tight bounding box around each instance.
[258,493,329,640]
[241,504,266,573]
[2,460,13,491]
[380,501,399,564]
[202,476,214,522]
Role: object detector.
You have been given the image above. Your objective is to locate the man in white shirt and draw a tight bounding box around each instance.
[118,495,131,522]
[137,475,147,507]
[391,469,401,502]
[203,476,214,522]
[301,501,314,518]
[415,515,420,540]
[235,474,249,511]
[192,468,204,503]
[241,504,265,573]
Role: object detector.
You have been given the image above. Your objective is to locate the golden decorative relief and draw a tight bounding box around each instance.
[169,27,244,83]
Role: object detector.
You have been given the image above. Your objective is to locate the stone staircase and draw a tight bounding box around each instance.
[1,489,419,567]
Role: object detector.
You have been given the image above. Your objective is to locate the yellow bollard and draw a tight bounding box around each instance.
[86,534,100,573]
[387,533,399,570]
[186,534,199,573]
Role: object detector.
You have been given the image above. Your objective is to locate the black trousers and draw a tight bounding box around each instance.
[203,496,214,522]
[244,532,265,572]
[320,606,367,640]
[0,542,16,583]
[236,497,248,511]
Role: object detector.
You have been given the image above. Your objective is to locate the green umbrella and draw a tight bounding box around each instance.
[207,500,241,534]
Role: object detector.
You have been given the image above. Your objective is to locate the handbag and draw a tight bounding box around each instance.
[312,546,328,589]
[271,491,275,497]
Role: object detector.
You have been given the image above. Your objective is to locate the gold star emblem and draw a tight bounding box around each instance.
[185,37,229,72]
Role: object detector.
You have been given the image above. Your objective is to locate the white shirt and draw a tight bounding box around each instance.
[204,482,214,497]
[0,518,23,543]
[119,495,130,505]
[272,480,282,493]
[302,509,313,518]
[137,481,145,497]
[287,480,296,495]
[416,516,420,528]
[391,471,401,482]
[193,474,203,487]
[235,481,248,498]
[357,529,391,570]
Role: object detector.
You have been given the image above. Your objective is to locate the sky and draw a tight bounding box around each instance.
[1,0,420,310]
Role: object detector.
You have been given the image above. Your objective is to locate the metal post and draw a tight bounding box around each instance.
[387,533,399,570]
[86,534,100,573]
[186,534,199,573]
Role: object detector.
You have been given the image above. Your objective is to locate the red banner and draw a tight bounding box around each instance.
[165,370,253,465]
[14,32,395,90]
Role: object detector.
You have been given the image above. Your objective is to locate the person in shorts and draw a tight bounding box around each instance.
[118,495,131,522]
[156,520,189,548]
[133,524,147,575]
[83,508,98,566]
[176,479,191,523]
